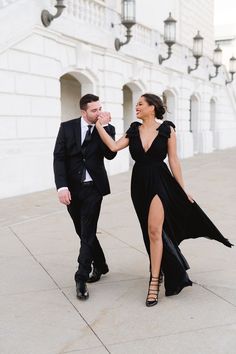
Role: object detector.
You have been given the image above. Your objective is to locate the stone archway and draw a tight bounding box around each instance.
[162,89,176,123]
[189,94,200,154]
[123,85,133,132]
[122,82,144,166]
[122,82,144,131]
[60,74,81,122]
[210,98,217,149]
[60,71,95,122]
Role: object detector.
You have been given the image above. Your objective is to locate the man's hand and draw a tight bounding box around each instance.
[98,111,111,125]
[58,189,71,205]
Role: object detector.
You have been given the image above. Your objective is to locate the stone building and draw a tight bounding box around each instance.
[0,0,236,198]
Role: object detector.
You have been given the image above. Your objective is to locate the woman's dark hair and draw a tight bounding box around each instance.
[141,93,166,120]
[80,94,99,110]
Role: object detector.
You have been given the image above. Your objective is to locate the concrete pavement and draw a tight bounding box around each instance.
[0,148,236,354]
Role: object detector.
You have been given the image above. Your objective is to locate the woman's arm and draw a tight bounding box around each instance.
[96,119,129,152]
[167,127,194,202]
[100,125,117,160]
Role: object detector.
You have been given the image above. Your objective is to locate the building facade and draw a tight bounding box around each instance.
[0,0,236,198]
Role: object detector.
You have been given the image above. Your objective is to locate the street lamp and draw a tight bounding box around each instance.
[41,0,66,27]
[209,44,222,80]
[115,0,136,51]
[159,12,177,65]
[225,56,236,85]
[188,31,204,74]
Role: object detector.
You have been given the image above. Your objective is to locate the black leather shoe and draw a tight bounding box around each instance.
[76,281,89,300]
[87,263,109,283]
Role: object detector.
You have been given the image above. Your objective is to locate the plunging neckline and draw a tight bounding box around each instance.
[138,123,163,153]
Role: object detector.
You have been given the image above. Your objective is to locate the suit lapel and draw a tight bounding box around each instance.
[75,117,82,150]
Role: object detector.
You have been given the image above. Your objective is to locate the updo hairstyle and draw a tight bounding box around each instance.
[141,93,166,120]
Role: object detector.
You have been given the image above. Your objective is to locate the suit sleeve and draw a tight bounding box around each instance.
[53,124,68,189]
[100,124,117,160]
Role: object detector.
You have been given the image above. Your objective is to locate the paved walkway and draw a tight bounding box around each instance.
[0,148,236,354]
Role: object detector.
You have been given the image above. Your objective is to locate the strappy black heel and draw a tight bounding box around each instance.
[146,274,162,307]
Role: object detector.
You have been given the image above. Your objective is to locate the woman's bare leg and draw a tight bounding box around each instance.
[146,195,164,304]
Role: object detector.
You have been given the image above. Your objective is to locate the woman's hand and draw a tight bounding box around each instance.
[97,112,111,125]
[187,193,194,203]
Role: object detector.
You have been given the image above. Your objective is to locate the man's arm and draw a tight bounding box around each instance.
[53,123,68,190]
[53,124,72,205]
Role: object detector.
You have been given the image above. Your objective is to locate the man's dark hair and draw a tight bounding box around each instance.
[79,94,99,110]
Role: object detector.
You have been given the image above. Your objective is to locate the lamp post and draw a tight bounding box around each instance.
[41,0,66,27]
[115,0,136,51]
[225,56,236,85]
[159,12,177,64]
[209,44,222,80]
[188,31,204,74]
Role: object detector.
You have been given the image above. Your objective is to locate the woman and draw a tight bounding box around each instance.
[96,93,233,307]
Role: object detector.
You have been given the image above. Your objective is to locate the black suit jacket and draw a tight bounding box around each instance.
[53,117,117,196]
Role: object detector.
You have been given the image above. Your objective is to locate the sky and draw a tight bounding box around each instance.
[214,0,236,26]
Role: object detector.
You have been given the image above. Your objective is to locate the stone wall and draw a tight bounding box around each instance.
[0,0,235,198]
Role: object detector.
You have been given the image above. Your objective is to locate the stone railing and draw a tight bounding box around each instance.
[48,1,157,48]
[50,0,107,28]
[133,23,153,47]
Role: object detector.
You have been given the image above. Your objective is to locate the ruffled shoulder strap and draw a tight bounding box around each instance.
[158,120,176,138]
[125,121,141,138]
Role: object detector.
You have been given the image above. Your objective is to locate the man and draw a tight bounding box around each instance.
[53,94,116,300]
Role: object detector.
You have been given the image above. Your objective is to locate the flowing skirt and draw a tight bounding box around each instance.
[131,161,232,295]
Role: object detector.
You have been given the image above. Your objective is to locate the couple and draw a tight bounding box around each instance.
[53,93,233,307]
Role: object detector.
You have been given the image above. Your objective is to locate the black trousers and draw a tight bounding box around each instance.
[67,183,106,282]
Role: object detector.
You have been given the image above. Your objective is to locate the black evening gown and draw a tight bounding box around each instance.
[126,121,233,296]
